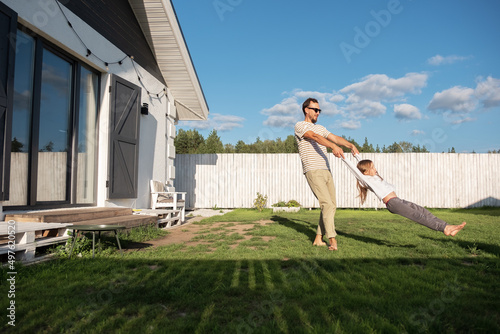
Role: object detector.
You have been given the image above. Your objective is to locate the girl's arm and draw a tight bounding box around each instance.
[341,156,368,186]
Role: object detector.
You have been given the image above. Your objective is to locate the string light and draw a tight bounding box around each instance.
[53,0,166,98]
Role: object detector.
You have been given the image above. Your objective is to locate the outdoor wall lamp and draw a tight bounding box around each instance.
[141,103,149,115]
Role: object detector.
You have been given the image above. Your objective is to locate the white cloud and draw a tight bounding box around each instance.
[260,90,343,128]
[427,54,471,66]
[261,72,429,130]
[411,129,425,136]
[291,90,341,116]
[450,117,476,125]
[260,97,299,116]
[263,115,298,128]
[394,103,422,120]
[344,96,386,117]
[339,120,361,130]
[178,113,245,132]
[475,76,500,108]
[330,94,345,103]
[340,72,428,101]
[428,86,476,113]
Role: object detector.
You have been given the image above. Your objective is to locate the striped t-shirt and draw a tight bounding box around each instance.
[294,121,331,174]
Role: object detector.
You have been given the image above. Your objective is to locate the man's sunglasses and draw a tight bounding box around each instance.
[307,107,321,114]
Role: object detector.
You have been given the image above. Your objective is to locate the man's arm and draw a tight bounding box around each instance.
[303,131,359,159]
[327,133,359,156]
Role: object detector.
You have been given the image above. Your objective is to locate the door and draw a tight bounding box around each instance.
[108,75,141,199]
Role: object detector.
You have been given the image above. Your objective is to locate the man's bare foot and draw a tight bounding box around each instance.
[313,235,326,246]
[328,237,338,251]
[313,241,327,246]
[444,222,466,236]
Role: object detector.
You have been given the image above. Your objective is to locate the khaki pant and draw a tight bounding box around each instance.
[305,169,337,238]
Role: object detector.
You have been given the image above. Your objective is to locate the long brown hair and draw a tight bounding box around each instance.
[356,159,382,204]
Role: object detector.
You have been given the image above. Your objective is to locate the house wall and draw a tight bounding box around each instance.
[174,153,500,209]
[1,0,177,211]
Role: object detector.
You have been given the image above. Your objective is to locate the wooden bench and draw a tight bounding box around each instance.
[150,180,186,223]
[0,222,72,261]
[133,209,182,228]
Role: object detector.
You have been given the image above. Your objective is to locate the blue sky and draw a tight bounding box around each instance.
[172,0,500,153]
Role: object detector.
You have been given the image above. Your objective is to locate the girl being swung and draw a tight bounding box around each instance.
[354,159,466,236]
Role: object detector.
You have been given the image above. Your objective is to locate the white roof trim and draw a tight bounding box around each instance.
[129,0,209,121]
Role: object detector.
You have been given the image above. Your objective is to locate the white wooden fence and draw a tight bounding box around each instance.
[5,152,94,206]
[174,153,500,209]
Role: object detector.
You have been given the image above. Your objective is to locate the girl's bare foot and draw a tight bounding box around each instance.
[444,222,466,236]
[328,238,338,251]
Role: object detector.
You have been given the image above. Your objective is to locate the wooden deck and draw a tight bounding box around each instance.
[2,207,171,261]
[4,207,158,228]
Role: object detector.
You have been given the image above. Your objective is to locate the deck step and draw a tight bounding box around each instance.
[5,207,132,223]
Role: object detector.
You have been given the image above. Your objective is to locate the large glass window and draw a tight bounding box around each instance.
[36,49,73,202]
[5,30,35,206]
[76,68,98,203]
[5,28,99,207]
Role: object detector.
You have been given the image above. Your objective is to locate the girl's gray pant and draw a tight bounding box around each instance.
[385,197,447,232]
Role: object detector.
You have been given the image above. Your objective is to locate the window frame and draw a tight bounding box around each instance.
[5,25,101,210]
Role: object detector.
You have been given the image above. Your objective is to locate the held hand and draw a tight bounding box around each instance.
[331,145,345,159]
[351,145,360,156]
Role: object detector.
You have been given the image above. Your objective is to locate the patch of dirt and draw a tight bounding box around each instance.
[125,218,275,253]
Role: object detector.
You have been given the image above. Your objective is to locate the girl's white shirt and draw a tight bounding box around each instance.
[342,156,396,201]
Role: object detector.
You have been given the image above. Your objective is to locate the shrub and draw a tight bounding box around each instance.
[272,200,301,207]
[286,200,301,207]
[253,192,268,212]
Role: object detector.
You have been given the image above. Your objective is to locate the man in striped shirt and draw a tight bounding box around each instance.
[295,98,359,251]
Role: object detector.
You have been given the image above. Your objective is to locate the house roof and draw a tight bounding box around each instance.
[129,0,209,121]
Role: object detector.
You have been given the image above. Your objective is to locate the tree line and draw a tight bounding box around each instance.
[175,129,437,154]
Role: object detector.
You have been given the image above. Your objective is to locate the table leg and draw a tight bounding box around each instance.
[68,229,78,259]
[98,231,102,253]
[92,231,95,258]
[114,230,123,256]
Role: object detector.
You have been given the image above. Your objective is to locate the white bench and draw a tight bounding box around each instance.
[0,222,72,261]
[133,209,183,228]
[150,180,186,222]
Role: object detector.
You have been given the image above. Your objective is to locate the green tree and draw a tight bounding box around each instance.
[198,129,224,153]
[11,137,24,152]
[175,129,205,154]
[223,143,235,153]
[235,140,250,153]
[283,135,298,153]
[360,137,375,153]
[413,144,429,153]
[40,141,54,152]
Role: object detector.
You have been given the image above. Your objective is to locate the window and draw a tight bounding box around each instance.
[4,28,99,207]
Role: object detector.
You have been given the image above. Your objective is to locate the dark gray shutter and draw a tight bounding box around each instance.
[0,3,17,201]
[108,75,141,199]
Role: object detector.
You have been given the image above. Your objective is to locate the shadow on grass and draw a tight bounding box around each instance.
[272,215,416,248]
[420,235,500,257]
[336,230,417,248]
[2,256,498,333]
[271,215,317,242]
[450,206,500,217]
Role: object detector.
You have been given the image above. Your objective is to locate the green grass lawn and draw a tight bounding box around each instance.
[1,208,499,333]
